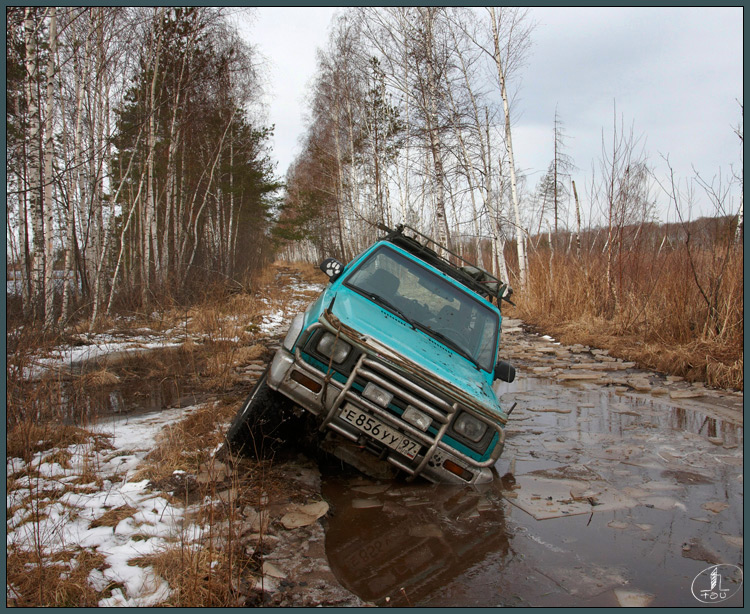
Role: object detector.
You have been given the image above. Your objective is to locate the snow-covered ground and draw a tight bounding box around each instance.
[7,406,210,606]
[258,279,324,338]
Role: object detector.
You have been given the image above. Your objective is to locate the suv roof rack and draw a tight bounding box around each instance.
[377,223,514,306]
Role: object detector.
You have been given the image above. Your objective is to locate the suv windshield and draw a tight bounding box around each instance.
[344,245,499,371]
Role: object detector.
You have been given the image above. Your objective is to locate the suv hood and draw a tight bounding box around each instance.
[326,287,503,419]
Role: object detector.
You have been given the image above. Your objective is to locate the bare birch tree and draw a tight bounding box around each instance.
[9,7,278,327]
[591,107,652,311]
[42,7,58,328]
[25,8,45,320]
[487,7,532,287]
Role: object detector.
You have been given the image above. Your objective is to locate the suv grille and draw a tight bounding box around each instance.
[357,357,457,428]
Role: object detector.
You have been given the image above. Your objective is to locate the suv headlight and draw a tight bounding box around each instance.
[317,332,352,364]
[283,314,305,351]
[453,412,488,442]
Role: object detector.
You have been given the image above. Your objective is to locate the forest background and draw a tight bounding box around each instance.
[6,6,743,389]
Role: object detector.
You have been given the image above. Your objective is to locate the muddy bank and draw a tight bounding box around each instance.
[216,457,368,607]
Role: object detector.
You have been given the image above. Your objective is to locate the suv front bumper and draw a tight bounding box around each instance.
[267,327,503,485]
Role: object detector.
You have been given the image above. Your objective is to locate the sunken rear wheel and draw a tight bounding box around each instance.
[225,368,302,459]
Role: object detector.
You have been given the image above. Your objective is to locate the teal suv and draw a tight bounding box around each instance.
[226,225,516,484]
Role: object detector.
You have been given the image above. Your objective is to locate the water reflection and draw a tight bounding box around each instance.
[323,374,743,607]
[323,479,511,606]
[501,376,742,447]
[54,378,184,424]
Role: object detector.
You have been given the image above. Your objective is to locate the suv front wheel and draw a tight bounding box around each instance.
[225,369,303,459]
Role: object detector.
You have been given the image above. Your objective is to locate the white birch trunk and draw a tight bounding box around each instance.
[25,8,45,320]
[43,7,58,329]
[227,136,235,277]
[332,98,348,260]
[422,10,451,251]
[143,8,163,304]
[735,193,743,244]
[185,109,238,275]
[490,7,527,287]
[60,20,91,324]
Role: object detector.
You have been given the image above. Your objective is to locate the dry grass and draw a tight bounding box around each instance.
[6,547,110,607]
[128,538,257,607]
[233,343,267,364]
[282,259,328,284]
[513,244,743,390]
[124,403,290,607]
[79,368,121,387]
[41,448,73,469]
[89,505,138,529]
[133,400,239,484]
[201,344,242,389]
[7,421,112,463]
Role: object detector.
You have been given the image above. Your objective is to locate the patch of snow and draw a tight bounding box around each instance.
[7,404,210,607]
[260,310,288,335]
[24,338,183,380]
[7,457,26,474]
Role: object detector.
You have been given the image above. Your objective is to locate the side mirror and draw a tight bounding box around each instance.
[494,360,515,383]
[320,258,344,282]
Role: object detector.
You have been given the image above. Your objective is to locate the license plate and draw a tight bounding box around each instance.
[340,404,421,460]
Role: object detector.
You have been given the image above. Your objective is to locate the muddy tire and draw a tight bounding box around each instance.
[225,369,300,459]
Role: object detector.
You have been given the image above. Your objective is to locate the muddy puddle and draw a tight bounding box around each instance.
[322,374,743,607]
[45,348,216,424]
[65,377,196,421]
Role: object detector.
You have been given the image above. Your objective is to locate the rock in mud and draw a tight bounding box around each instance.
[614,589,654,607]
[702,501,730,514]
[280,500,329,529]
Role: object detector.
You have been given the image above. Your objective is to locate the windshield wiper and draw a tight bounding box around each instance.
[359,291,417,330]
[415,323,482,370]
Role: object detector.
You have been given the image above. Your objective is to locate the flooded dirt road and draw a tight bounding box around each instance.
[20,268,739,607]
[320,319,743,607]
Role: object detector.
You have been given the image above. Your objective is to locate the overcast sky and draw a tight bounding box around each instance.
[242,7,743,221]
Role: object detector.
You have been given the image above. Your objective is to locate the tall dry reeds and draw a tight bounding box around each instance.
[514,238,743,389]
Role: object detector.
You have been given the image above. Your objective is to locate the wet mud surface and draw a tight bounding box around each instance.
[320,319,743,607]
